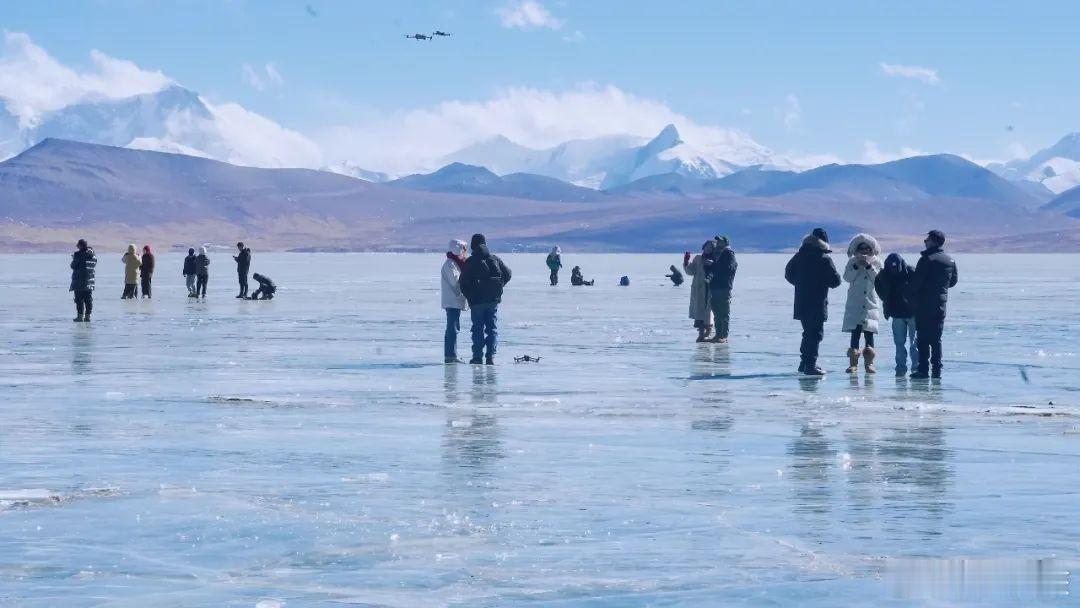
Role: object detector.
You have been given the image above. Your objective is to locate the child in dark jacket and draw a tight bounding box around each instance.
[874,253,919,376]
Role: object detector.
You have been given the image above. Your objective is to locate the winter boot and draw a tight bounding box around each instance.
[695,327,707,342]
[863,347,876,374]
[845,348,861,373]
[73,314,84,323]
[485,357,495,366]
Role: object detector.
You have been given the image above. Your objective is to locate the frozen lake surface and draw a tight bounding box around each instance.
[1,252,1079,607]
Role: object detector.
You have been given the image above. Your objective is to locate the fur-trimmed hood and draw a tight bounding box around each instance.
[846,233,882,257]
[802,234,831,251]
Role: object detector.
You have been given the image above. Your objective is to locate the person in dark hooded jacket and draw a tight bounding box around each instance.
[570,266,593,286]
[140,245,155,298]
[459,234,512,365]
[666,265,684,286]
[248,273,276,300]
[905,230,958,379]
[704,235,737,343]
[183,248,198,297]
[70,239,97,322]
[784,228,842,375]
[234,242,251,298]
[875,253,919,376]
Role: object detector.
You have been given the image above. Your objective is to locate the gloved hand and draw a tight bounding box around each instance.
[683,252,692,266]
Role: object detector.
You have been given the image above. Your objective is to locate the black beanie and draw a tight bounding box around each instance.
[927,230,946,246]
[812,228,829,243]
[470,233,487,251]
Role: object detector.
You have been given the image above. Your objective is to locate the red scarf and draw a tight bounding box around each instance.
[446,251,466,270]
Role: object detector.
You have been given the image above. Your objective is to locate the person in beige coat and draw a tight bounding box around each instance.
[683,240,715,342]
[121,244,141,299]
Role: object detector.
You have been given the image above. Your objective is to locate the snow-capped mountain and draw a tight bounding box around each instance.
[989,133,1080,194]
[442,124,772,189]
[323,160,391,183]
[0,84,323,169]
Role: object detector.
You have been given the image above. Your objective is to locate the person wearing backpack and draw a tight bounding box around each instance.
[459,233,512,365]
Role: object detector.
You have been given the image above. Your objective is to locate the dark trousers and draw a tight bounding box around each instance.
[470,303,499,361]
[445,308,462,359]
[549,269,559,286]
[709,289,731,339]
[196,274,208,297]
[74,290,93,317]
[141,275,152,298]
[849,326,875,349]
[122,283,137,299]
[238,271,248,297]
[799,317,825,368]
[915,314,945,375]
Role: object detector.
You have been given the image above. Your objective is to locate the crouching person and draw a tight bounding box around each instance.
[249,273,276,300]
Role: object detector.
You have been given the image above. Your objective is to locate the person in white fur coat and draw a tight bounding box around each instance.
[842,233,883,373]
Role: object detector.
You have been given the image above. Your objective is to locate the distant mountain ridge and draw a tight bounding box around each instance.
[1,138,1077,253]
[389,162,607,202]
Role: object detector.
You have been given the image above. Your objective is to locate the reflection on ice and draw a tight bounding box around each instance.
[1,253,1078,604]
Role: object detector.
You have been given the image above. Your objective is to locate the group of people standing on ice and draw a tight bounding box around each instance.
[679,228,957,379]
[785,228,958,379]
[441,234,513,365]
[68,240,277,322]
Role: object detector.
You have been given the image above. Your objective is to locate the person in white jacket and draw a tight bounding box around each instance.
[441,239,469,363]
[841,233,884,373]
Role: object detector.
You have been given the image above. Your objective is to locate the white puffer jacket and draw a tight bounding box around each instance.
[841,233,883,333]
[441,240,468,310]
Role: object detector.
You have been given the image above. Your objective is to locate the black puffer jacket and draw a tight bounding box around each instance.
[784,235,842,321]
[183,254,197,276]
[705,247,738,291]
[459,244,512,306]
[69,248,97,292]
[874,253,915,319]
[906,245,958,319]
[235,247,251,273]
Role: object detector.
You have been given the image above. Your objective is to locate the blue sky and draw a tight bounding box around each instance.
[2,0,1078,170]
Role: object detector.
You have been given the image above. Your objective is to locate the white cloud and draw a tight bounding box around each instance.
[316,84,775,174]
[879,62,940,85]
[242,62,283,91]
[497,1,564,30]
[782,93,801,129]
[862,140,923,164]
[0,31,171,128]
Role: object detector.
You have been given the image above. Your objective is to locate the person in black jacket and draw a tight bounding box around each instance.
[248,273,276,300]
[784,228,842,375]
[183,248,198,297]
[570,266,593,286]
[704,235,738,343]
[140,245,155,299]
[459,233,512,365]
[70,239,97,322]
[875,253,919,376]
[234,242,251,299]
[666,265,684,286]
[906,230,959,379]
[195,246,211,298]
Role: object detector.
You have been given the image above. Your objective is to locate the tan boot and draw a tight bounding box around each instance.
[863,347,877,374]
[845,348,860,373]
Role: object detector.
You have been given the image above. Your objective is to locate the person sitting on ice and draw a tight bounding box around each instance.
[570,266,594,286]
[248,273,276,300]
